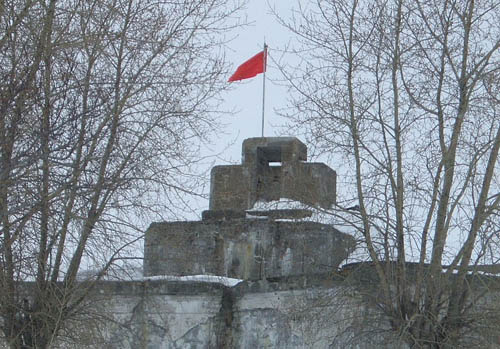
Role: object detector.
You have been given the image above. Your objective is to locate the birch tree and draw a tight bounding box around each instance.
[0,0,243,347]
[277,0,500,347]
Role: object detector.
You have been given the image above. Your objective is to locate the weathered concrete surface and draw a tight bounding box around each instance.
[144,218,355,280]
[4,273,500,348]
[80,275,406,349]
[209,165,250,211]
[209,137,336,210]
[89,281,225,349]
[91,273,500,349]
[232,285,399,348]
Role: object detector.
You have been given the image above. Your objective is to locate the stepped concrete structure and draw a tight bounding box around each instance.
[86,138,500,348]
[6,137,500,348]
[126,137,373,348]
[144,137,350,281]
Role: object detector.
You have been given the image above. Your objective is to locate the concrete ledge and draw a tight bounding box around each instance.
[202,209,246,221]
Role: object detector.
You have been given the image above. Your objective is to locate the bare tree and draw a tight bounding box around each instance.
[276,0,500,347]
[0,0,243,347]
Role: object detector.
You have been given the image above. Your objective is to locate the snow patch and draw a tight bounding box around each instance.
[142,274,243,287]
[248,199,363,233]
[249,198,307,211]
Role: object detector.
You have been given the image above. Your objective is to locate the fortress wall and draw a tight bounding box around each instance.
[4,274,500,348]
[78,275,403,349]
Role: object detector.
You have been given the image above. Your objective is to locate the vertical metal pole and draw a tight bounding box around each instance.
[261,43,267,137]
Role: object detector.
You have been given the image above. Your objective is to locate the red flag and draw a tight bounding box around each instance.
[228,48,267,82]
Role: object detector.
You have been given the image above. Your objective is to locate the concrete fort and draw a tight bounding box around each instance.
[144,137,352,281]
[91,137,367,348]
[9,137,499,348]
[125,138,371,347]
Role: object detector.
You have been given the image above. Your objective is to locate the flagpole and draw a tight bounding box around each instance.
[261,43,267,137]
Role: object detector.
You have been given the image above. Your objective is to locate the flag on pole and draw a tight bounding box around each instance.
[228,48,267,82]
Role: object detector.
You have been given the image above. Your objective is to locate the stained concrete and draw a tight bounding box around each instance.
[144,218,355,280]
[81,274,406,349]
[209,137,336,210]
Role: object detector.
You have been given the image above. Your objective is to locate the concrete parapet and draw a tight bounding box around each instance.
[209,165,250,211]
[282,162,337,208]
[208,137,336,210]
[242,137,307,165]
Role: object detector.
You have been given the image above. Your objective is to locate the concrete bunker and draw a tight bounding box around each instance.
[144,137,353,280]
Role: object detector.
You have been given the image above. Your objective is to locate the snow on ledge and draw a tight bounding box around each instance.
[249,198,306,211]
[142,274,243,287]
[248,199,362,230]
